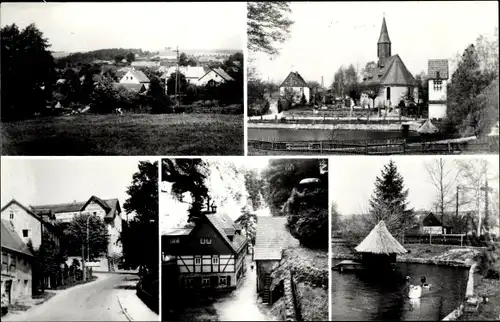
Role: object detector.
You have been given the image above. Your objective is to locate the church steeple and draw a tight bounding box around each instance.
[377,16,391,66]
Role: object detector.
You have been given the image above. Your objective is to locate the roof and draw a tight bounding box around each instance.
[421,211,472,227]
[363,55,417,86]
[418,119,439,134]
[127,70,150,83]
[31,196,120,220]
[378,17,391,44]
[113,83,146,92]
[299,178,320,185]
[1,199,56,229]
[162,66,206,79]
[422,212,444,226]
[280,71,309,88]
[205,212,247,254]
[355,221,408,255]
[1,220,33,257]
[131,61,160,67]
[212,68,234,81]
[428,59,449,79]
[254,216,299,261]
[162,227,194,236]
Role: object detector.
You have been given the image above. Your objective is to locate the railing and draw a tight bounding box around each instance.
[405,234,471,246]
[248,139,497,155]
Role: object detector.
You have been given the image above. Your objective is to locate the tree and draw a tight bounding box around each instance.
[300,93,307,106]
[425,158,460,234]
[235,206,258,246]
[161,159,209,222]
[122,161,159,275]
[368,160,415,240]
[28,234,65,293]
[1,23,55,121]
[60,215,109,261]
[126,52,135,63]
[179,53,188,67]
[187,57,197,67]
[147,76,173,114]
[247,1,294,55]
[244,169,265,211]
[447,43,497,136]
[361,82,384,120]
[166,72,188,96]
[114,54,125,64]
[90,79,120,113]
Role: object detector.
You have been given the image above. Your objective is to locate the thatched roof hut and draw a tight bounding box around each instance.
[418,119,439,134]
[355,221,407,268]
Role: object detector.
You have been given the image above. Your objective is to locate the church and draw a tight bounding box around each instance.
[361,17,418,109]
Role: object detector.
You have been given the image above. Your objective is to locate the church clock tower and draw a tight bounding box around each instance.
[377,16,392,67]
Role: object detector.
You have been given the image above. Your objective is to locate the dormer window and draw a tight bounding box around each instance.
[436,71,440,79]
[434,79,443,91]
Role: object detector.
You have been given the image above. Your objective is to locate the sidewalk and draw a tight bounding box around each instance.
[116,280,158,321]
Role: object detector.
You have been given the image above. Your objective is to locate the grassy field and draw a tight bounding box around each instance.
[1,113,243,155]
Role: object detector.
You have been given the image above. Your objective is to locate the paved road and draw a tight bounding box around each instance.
[4,273,136,321]
[212,256,276,321]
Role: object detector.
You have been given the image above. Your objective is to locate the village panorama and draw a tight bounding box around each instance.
[0,2,244,156]
[247,1,499,155]
[1,158,159,321]
[160,158,329,321]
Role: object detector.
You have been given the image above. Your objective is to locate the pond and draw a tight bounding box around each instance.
[248,128,420,142]
[330,260,468,321]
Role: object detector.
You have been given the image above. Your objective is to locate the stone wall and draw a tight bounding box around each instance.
[283,272,296,321]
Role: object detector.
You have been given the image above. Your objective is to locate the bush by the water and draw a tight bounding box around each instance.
[478,241,500,279]
[248,99,270,116]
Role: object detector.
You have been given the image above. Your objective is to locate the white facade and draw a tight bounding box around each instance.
[198,70,230,86]
[428,79,448,119]
[1,250,32,304]
[164,66,206,85]
[422,226,443,234]
[0,202,59,250]
[362,86,418,109]
[119,71,150,90]
[279,86,311,103]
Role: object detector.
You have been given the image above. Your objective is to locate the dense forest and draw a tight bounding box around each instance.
[56,48,156,67]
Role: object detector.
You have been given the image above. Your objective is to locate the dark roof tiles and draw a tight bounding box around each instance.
[254,216,299,261]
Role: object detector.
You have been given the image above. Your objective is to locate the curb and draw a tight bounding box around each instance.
[117,295,134,322]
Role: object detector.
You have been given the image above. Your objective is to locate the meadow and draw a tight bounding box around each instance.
[1,113,243,155]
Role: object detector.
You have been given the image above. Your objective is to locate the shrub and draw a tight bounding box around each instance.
[300,93,307,106]
[478,241,500,279]
[284,187,328,249]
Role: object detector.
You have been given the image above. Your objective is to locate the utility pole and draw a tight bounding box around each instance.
[81,236,86,282]
[175,45,180,109]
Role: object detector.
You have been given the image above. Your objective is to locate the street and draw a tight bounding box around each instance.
[212,256,276,321]
[3,273,137,321]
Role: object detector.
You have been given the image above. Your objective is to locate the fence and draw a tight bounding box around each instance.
[248,139,497,155]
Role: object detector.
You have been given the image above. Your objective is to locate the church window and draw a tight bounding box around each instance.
[434,80,442,91]
[386,87,391,100]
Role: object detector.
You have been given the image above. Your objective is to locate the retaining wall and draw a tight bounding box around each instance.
[283,272,297,321]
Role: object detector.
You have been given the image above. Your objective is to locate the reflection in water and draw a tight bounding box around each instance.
[331,262,468,321]
[248,128,419,142]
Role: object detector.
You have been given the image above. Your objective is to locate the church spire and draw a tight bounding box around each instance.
[377,16,392,65]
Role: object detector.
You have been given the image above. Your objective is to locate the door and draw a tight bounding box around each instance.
[5,280,12,304]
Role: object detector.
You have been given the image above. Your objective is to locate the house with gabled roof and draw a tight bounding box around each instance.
[198,67,235,86]
[1,219,34,305]
[253,216,299,304]
[30,196,124,272]
[119,70,151,90]
[161,207,248,290]
[428,59,449,119]
[279,71,311,103]
[1,199,60,251]
[361,16,418,109]
[160,66,206,85]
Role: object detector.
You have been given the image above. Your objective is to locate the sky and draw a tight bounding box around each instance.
[330,155,499,216]
[252,1,499,85]
[1,157,156,219]
[0,2,245,52]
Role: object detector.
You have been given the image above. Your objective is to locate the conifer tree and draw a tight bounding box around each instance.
[368,160,415,240]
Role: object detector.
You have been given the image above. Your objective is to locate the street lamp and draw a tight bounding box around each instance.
[83,213,94,282]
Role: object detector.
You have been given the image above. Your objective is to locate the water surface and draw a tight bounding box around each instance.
[330,261,468,321]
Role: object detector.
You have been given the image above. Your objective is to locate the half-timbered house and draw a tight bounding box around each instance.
[161,208,248,290]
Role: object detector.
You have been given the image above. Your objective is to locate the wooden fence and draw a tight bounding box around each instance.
[404,234,468,246]
[248,138,498,155]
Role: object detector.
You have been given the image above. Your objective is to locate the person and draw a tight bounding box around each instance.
[420,275,431,288]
